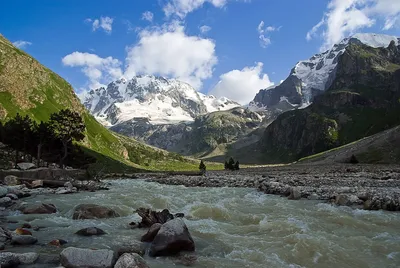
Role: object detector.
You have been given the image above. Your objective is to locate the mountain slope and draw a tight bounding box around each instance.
[258,35,400,163]
[0,34,201,172]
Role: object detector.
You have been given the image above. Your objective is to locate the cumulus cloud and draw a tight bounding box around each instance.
[210,62,274,105]
[12,40,32,49]
[199,25,212,34]
[62,52,122,89]
[257,21,280,48]
[142,11,154,22]
[85,16,114,34]
[307,0,400,50]
[124,22,217,89]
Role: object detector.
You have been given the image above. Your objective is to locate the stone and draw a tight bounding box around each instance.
[11,234,37,245]
[49,239,68,247]
[288,187,301,200]
[60,247,117,268]
[149,218,195,257]
[335,194,360,206]
[117,242,146,257]
[31,180,44,188]
[0,197,12,207]
[0,252,20,267]
[0,242,4,250]
[0,227,11,242]
[75,227,106,236]
[141,223,162,242]
[37,253,60,265]
[114,253,149,268]
[72,204,120,220]
[136,208,174,227]
[0,187,8,198]
[15,228,32,235]
[64,181,73,189]
[22,203,57,214]
[17,162,36,170]
[56,188,74,195]
[3,175,19,186]
[17,252,39,264]
[22,223,32,229]
[6,193,18,200]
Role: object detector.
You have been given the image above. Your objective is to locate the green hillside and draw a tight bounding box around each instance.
[0,34,205,172]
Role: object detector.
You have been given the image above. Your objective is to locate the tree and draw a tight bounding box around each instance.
[224,161,228,170]
[228,157,235,170]
[199,160,206,174]
[49,109,85,168]
[32,121,54,167]
[234,160,240,170]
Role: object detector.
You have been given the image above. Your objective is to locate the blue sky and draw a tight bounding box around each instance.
[1,0,399,104]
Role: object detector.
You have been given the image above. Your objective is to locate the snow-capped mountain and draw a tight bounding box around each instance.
[253,33,400,108]
[83,75,240,126]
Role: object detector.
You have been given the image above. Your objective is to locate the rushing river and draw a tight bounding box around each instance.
[4,179,400,268]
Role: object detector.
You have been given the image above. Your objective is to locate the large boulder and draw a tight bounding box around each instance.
[0,197,12,207]
[75,227,106,236]
[288,187,301,200]
[141,223,162,242]
[116,242,146,257]
[60,247,117,268]
[0,252,20,267]
[11,234,37,245]
[149,218,195,257]
[73,204,120,220]
[335,194,361,206]
[114,253,149,268]
[16,252,39,265]
[22,203,57,214]
[17,162,36,170]
[136,208,174,228]
[3,175,19,186]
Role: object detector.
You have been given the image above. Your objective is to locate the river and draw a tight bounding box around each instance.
[5,179,400,268]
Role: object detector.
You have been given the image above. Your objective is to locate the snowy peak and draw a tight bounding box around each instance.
[83,75,240,126]
[346,33,399,48]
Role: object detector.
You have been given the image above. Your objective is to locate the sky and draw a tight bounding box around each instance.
[1,0,399,104]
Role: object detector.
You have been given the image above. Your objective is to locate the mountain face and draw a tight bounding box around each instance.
[258,34,400,163]
[83,76,240,126]
[253,33,400,109]
[0,34,198,172]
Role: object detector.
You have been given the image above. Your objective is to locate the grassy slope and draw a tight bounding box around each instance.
[0,34,217,172]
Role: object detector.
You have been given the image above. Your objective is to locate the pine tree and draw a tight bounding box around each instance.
[199,160,206,173]
[224,161,228,170]
[32,121,54,167]
[228,157,235,170]
[234,160,240,170]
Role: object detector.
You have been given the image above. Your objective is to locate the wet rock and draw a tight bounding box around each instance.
[335,194,361,206]
[22,223,32,229]
[171,252,198,266]
[175,213,185,218]
[75,227,106,236]
[6,186,29,198]
[49,239,68,247]
[72,204,120,220]
[3,175,19,186]
[37,253,60,265]
[6,193,18,200]
[17,162,36,170]
[11,234,37,245]
[15,228,32,235]
[117,242,146,257]
[288,187,301,200]
[141,223,162,242]
[60,247,117,268]
[0,187,8,198]
[31,180,43,188]
[0,252,20,267]
[150,218,195,257]
[114,253,149,268]
[136,208,174,227]
[56,187,76,195]
[0,227,11,243]
[17,252,39,264]
[0,197,12,207]
[64,181,73,189]
[22,203,57,214]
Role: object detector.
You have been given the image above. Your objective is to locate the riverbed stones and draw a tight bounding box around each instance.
[0,197,12,207]
[6,193,18,200]
[11,234,37,245]
[288,187,301,200]
[22,203,57,214]
[335,194,361,206]
[17,162,36,170]
[0,227,11,242]
[60,247,117,268]
[75,227,106,236]
[72,204,120,220]
[31,180,43,188]
[136,208,175,227]
[0,186,8,198]
[114,253,149,268]
[141,223,162,242]
[117,242,146,257]
[3,175,19,186]
[0,252,20,267]
[17,252,39,264]
[149,218,195,257]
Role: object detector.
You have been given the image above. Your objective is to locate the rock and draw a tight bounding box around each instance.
[0,197,12,207]
[11,234,37,245]
[49,239,68,247]
[172,252,198,266]
[0,227,11,243]
[56,188,74,195]
[0,242,4,250]
[136,208,174,227]
[0,252,20,267]
[3,175,19,186]
[141,223,162,242]
[6,186,28,198]
[37,253,60,265]
[60,247,117,268]
[31,180,44,188]
[288,187,301,200]
[335,194,360,206]
[75,227,106,236]
[6,193,18,200]
[149,218,195,257]
[175,213,185,218]
[64,181,73,189]
[0,187,8,198]
[72,204,120,220]
[17,162,36,170]
[117,242,146,257]
[15,228,32,235]
[22,223,32,229]
[114,253,149,268]
[17,252,39,264]
[22,203,57,214]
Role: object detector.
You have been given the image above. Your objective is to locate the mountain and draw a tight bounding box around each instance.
[83,76,240,126]
[253,33,399,109]
[0,34,201,172]
[256,33,400,163]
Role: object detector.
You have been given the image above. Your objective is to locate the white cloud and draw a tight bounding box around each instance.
[307,0,400,50]
[62,52,122,89]
[142,11,154,22]
[85,16,114,34]
[257,21,280,48]
[199,25,212,34]
[125,22,217,89]
[210,62,273,105]
[12,40,32,49]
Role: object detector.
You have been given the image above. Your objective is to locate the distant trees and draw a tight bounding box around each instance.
[0,109,86,168]
[224,157,240,171]
[199,160,206,174]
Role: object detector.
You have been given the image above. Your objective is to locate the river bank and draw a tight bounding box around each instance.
[147,164,400,211]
